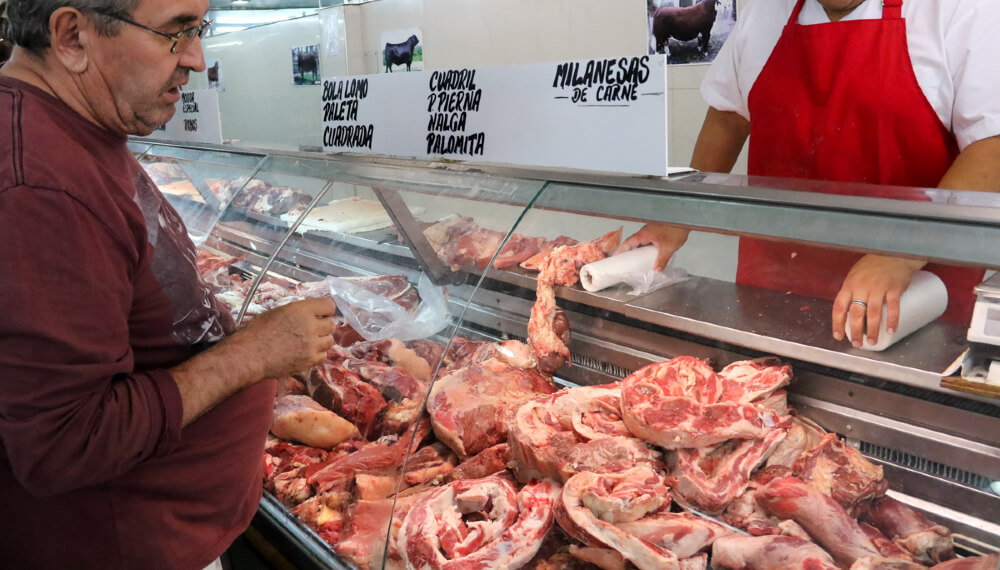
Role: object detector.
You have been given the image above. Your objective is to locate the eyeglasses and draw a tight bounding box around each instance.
[97,11,212,54]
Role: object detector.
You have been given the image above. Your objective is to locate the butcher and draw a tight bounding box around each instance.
[0,1,336,569]
[620,0,1000,347]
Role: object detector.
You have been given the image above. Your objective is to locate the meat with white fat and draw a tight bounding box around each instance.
[711,534,839,570]
[271,395,360,449]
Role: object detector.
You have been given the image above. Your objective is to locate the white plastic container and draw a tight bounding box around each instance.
[846,271,948,351]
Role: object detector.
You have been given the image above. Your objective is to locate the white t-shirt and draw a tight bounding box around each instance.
[701,0,1000,150]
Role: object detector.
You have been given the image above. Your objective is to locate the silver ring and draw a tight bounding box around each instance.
[851,299,868,308]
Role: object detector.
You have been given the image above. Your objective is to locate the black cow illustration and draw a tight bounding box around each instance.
[383,34,420,73]
[297,50,319,82]
[653,0,719,54]
[206,61,220,88]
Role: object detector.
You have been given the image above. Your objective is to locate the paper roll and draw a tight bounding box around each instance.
[846,270,948,352]
[580,246,660,292]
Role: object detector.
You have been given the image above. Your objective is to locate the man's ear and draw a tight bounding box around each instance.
[48,7,92,73]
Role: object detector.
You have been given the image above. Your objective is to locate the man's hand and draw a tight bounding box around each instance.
[832,255,925,347]
[617,223,691,271]
[170,297,336,426]
[233,298,337,379]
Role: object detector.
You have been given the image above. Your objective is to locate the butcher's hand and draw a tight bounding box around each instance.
[832,255,925,347]
[171,297,336,425]
[616,223,690,272]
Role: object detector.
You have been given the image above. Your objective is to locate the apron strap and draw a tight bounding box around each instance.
[882,0,903,19]
[788,0,807,26]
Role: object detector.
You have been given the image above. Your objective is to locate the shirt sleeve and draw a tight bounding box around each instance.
[0,185,184,498]
[700,3,751,119]
[948,0,1000,150]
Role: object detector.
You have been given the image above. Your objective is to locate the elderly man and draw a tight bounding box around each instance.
[0,1,336,568]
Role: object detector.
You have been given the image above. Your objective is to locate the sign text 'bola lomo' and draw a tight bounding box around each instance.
[322,77,375,149]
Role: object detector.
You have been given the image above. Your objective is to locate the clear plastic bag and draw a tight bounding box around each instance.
[326,274,450,341]
[619,265,689,296]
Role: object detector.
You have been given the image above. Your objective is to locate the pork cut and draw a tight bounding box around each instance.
[555,467,680,570]
[710,534,840,570]
[427,351,556,458]
[621,357,787,449]
[398,476,560,570]
[271,395,360,449]
[507,385,662,483]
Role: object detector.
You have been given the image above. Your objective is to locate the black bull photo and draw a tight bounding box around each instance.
[383,34,420,73]
[652,0,720,54]
[296,50,319,82]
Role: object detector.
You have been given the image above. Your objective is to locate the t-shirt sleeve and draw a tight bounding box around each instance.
[0,185,183,497]
[700,5,750,119]
[948,0,1000,150]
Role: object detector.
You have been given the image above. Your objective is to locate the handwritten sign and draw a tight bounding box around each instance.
[320,55,668,176]
[149,89,223,145]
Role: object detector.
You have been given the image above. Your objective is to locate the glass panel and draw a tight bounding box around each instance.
[139,144,265,246]
[195,152,548,568]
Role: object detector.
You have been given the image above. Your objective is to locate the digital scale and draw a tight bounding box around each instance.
[962,273,1000,385]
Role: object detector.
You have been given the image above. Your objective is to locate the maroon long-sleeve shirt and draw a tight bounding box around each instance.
[0,77,276,569]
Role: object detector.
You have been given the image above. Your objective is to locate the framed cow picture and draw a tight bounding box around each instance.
[205,58,223,91]
[646,0,737,65]
[292,44,321,86]
[380,28,423,73]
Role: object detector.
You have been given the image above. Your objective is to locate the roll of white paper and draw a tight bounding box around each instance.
[580,246,660,292]
[846,270,948,352]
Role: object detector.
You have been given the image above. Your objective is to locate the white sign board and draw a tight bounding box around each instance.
[320,55,668,176]
[148,89,223,145]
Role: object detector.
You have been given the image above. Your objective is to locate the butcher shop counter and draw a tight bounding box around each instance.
[131,139,1000,570]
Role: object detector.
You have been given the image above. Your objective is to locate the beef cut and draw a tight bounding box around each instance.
[793,433,888,514]
[271,395,360,449]
[862,497,955,565]
[305,361,387,438]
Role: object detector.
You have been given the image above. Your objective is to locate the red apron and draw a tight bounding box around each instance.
[740,0,982,322]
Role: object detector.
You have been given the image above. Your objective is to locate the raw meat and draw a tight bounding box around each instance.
[195,251,243,288]
[930,554,999,569]
[308,421,431,494]
[710,534,840,570]
[767,417,828,469]
[424,215,506,271]
[555,467,679,570]
[860,523,920,563]
[493,234,548,269]
[357,363,427,402]
[443,337,490,371]
[333,498,394,569]
[292,492,350,544]
[718,357,793,403]
[402,442,458,485]
[143,161,188,185]
[793,433,888,513]
[621,357,787,449]
[671,428,787,514]
[507,385,661,483]
[850,557,925,570]
[445,444,511,482]
[305,361,387,438]
[528,229,621,374]
[520,236,580,272]
[271,395,360,449]
[862,497,955,565]
[758,475,885,567]
[398,476,560,569]
[614,512,734,559]
[230,178,313,216]
[427,355,556,458]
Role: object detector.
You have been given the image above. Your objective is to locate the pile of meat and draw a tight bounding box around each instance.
[262,346,995,570]
[423,215,578,272]
[209,176,313,218]
[195,251,419,323]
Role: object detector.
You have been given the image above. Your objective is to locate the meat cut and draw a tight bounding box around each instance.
[793,433,888,514]
[271,395,360,449]
[427,347,556,458]
[555,467,681,570]
[305,361,387,439]
[398,476,560,569]
[507,385,662,483]
[758,475,886,567]
[621,357,788,449]
[861,497,955,565]
[711,534,840,570]
[528,229,621,374]
[671,428,787,514]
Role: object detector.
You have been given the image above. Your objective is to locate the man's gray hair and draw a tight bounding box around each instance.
[4,0,141,52]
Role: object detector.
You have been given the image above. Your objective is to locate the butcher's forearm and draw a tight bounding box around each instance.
[937,135,1000,192]
[690,107,750,173]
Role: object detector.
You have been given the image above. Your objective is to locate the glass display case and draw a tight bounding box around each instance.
[135,140,1000,570]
